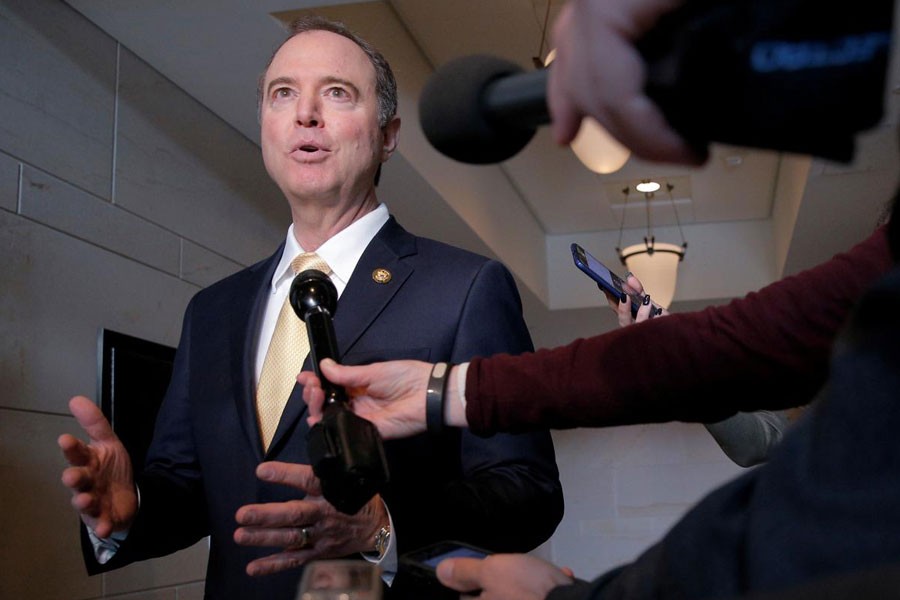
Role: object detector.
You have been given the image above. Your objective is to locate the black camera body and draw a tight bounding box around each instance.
[640,0,893,162]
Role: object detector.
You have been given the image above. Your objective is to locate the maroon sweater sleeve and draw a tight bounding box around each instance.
[466,226,892,435]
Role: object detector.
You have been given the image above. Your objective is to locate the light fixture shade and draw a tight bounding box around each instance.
[543,49,630,175]
[620,242,683,307]
[570,117,631,174]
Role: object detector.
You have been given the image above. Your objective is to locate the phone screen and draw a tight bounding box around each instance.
[421,546,488,568]
[583,250,621,290]
[571,243,627,302]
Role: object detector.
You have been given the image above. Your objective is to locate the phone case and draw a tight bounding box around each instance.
[399,541,490,598]
[570,243,662,318]
[571,243,627,302]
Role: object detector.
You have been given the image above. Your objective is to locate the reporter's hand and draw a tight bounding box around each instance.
[58,395,137,539]
[605,273,670,327]
[436,554,575,600]
[234,462,388,576]
[547,0,703,165]
[299,359,459,439]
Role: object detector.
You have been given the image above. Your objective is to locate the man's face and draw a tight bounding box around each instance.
[260,30,396,206]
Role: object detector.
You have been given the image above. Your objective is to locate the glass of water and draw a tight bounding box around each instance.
[296,560,382,600]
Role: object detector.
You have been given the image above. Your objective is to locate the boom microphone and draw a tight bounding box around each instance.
[419,55,549,165]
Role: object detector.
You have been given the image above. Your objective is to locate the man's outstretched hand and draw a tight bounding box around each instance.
[58,395,137,539]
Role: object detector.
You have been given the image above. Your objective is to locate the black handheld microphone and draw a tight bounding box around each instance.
[418,1,892,165]
[289,269,390,515]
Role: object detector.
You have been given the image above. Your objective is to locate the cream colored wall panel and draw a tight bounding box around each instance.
[0,0,115,199]
[0,409,102,600]
[0,211,195,414]
[181,240,245,288]
[105,590,175,600]
[617,459,743,516]
[0,151,19,212]
[549,425,744,579]
[173,581,205,600]
[103,539,208,597]
[114,48,287,267]
[21,166,181,276]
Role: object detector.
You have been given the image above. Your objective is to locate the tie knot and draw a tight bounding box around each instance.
[291,252,330,276]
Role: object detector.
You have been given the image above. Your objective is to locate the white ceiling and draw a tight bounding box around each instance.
[63,0,900,311]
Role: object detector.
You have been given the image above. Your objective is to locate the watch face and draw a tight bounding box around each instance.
[375,527,390,555]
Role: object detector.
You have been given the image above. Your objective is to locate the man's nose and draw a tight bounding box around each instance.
[295,94,321,127]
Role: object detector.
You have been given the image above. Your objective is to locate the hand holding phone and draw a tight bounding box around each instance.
[399,540,490,598]
[571,243,663,318]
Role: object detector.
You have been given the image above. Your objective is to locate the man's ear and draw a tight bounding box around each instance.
[381,116,401,160]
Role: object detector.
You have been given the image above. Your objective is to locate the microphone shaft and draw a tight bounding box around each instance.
[484,68,549,129]
[304,306,348,405]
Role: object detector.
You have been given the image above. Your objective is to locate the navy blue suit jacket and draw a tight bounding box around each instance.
[85,217,562,599]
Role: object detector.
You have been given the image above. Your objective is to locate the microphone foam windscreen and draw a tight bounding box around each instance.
[419,54,537,164]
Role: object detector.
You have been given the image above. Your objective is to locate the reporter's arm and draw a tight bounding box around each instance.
[308,229,891,440]
[465,227,892,435]
[704,411,790,468]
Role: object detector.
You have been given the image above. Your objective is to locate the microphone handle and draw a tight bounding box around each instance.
[304,305,348,405]
[483,68,550,130]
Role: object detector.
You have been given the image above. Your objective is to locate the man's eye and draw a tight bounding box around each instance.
[273,88,293,99]
[326,87,349,99]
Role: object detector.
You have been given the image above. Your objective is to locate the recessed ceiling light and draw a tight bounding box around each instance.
[635,180,660,193]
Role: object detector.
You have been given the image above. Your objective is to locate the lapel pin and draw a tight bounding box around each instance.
[372,268,392,284]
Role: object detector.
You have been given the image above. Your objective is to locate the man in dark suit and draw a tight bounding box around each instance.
[58,15,562,599]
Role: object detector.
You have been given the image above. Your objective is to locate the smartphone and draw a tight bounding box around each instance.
[570,243,662,318]
[399,540,490,597]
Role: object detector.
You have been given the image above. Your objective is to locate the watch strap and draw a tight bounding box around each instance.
[426,362,451,435]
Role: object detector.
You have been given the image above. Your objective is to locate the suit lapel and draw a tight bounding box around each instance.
[333,217,415,355]
[232,245,283,462]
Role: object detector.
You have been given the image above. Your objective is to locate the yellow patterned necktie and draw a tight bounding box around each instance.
[256,252,331,452]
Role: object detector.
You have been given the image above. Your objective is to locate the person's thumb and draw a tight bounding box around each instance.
[318,358,358,387]
[436,557,482,592]
[69,396,117,443]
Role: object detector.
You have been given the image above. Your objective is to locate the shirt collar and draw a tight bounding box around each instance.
[270,203,389,295]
